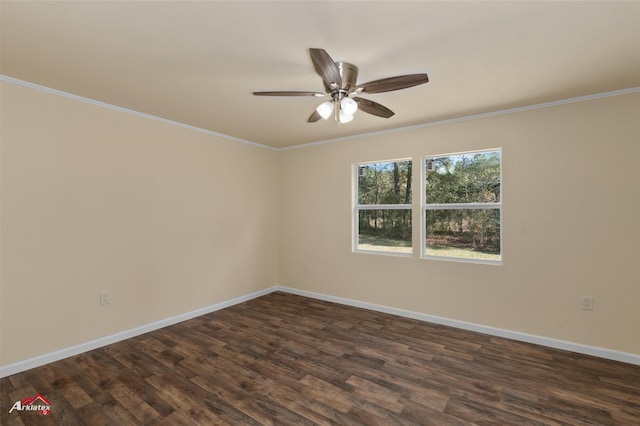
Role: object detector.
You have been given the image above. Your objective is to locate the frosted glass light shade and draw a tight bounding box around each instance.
[340,97,358,115]
[316,101,334,119]
[339,111,354,123]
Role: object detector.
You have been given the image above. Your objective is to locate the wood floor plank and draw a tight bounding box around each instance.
[2,291,640,425]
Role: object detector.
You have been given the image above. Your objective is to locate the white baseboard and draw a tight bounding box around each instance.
[0,287,275,378]
[3,285,638,378]
[274,286,640,366]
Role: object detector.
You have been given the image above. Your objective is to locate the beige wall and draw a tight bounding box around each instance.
[278,93,640,355]
[0,82,279,365]
[1,80,638,368]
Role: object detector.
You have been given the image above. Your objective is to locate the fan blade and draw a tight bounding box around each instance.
[308,110,322,123]
[353,97,395,118]
[253,91,326,97]
[355,73,429,94]
[309,48,342,87]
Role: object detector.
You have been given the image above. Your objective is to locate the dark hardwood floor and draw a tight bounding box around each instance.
[2,291,639,425]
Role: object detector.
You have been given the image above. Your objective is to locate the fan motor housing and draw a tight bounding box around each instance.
[328,61,358,92]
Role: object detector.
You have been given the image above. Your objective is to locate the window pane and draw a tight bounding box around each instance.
[358,209,412,254]
[426,151,500,204]
[425,209,500,261]
[358,160,412,205]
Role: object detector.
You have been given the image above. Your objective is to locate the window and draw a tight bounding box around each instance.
[354,159,412,255]
[423,149,502,263]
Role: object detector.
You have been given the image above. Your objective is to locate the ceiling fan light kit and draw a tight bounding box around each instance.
[315,97,358,124]
[253,48,429,124]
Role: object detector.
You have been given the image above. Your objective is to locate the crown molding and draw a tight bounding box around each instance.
[3,74,638,152]
[0,75,277,151]
[278,86,640,151]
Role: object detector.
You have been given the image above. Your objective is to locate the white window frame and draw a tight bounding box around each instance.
[353,158,413,257]
[421,149,502,265]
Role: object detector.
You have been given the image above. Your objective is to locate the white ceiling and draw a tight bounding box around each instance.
[2,1,640,149]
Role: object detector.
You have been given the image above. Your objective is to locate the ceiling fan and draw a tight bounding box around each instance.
[253,48,429,124]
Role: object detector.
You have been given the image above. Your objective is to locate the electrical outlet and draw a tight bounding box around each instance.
[234,268,241,277]
[100,291,111,305]
[303,262,309,272]
[580,295,593,311]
